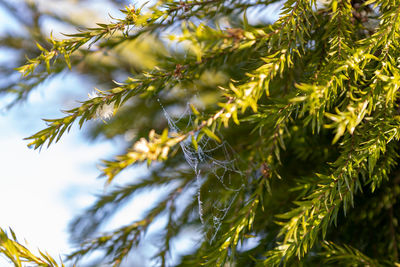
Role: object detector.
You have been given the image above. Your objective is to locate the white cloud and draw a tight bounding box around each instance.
[0,73,120,264]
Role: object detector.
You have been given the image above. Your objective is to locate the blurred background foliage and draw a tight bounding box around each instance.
[0,0,277,265]
[2,0,400,267]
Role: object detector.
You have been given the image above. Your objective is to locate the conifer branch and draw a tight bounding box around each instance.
[3,0,400,266]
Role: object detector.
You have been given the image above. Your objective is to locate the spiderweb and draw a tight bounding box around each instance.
[158,99,244,242]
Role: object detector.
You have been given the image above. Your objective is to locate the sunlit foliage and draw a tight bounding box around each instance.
[2,0,400,266]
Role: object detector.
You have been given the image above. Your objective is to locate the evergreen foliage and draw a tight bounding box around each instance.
[1,0,400,266]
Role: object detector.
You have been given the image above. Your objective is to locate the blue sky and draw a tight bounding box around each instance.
[0,72,117,261]
[0,3,126,264]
